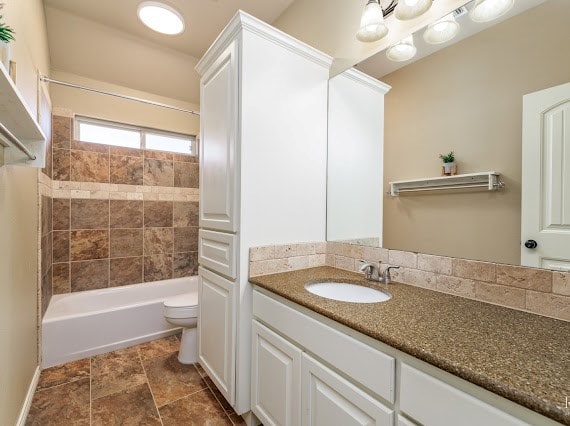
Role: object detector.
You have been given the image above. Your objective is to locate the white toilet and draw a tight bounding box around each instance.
[163,293,198,364]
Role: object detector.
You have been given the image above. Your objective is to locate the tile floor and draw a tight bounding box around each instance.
[26,335,245,425]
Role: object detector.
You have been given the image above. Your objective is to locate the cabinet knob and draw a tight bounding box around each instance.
[524,239,538,249]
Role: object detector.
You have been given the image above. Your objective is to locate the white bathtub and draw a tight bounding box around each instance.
[42,276,197,368]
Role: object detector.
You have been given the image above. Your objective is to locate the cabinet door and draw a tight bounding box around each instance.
[251,320,302,426]
[198,267,235,405]
[302,353,393,426]
[199,40,239,232]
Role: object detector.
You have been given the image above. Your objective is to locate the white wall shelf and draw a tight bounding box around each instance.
[389,172,504,196]
[0,63,46,167]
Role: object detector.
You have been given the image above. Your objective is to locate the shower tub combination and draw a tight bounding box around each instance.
[42,276,198,368]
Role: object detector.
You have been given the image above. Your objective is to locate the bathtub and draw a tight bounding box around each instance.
[42,276,197,368]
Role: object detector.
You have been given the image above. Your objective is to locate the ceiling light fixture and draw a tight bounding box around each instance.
[386,35,417,62]
[423,13,460,44]
[356,0,389,42]
[395,0,433,20]
[137,1,185,35]
[469,0,514,23]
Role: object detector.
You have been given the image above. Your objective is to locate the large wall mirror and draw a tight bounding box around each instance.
[326,0,570,269]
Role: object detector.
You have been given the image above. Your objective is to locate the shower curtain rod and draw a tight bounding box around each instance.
[40,76,200,116]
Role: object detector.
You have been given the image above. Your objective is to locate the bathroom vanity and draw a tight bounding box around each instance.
[250,267,569,426]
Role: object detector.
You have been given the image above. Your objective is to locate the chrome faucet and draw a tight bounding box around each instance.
[381,266,400,284]
[359,260,400,284]
[358,261,377,280]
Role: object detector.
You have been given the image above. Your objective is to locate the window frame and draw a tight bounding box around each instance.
[74,115,197,155]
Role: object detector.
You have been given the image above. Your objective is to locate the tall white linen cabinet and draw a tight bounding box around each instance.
[195,11,331,419]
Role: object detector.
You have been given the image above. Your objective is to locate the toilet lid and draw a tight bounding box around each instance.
[164,293,198,308]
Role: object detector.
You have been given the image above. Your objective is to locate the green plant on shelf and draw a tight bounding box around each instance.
[0,3,15,43]
[439,151,455,163]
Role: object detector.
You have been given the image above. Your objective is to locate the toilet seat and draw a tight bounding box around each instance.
[164,293,198,319]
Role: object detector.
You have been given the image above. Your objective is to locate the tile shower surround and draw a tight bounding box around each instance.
[249,242,570,322]
[51,198,198,293]
[40,114,199,304]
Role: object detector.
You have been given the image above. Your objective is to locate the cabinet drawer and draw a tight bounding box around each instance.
[253,290,395,403]
[302,353,393,426]
[400,364,528,426]
[199,230,237,279]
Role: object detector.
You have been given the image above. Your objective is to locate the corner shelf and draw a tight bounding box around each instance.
[389,172,504,196]
[0,62,46,167]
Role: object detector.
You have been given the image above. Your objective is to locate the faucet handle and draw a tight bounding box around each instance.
[382,266,400,284]
[358,260,376,279]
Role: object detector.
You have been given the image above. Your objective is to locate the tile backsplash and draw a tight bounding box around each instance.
[40,114,200,303]
[249,242,569,322]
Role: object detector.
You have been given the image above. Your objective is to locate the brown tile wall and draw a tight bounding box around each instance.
[249,242,570,322]
[50,116,198,188]
[40,195,53,317]
[41,114,200,297]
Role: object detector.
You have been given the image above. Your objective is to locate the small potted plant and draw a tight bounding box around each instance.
[0,3,15,70]
[439,151,456,176]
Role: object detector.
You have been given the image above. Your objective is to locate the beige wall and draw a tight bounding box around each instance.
[0,167,39,424]
[50,71,200,136]
[0,0,49,423]
[382,0,570,265]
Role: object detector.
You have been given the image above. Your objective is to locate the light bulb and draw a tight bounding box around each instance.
[386,35,417,62]
[356,0,388,42]
[395,0,432,20]
[470,0,514,22]
[423,14,460,44]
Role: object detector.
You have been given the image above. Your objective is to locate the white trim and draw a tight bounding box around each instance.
[16,366,41,426]
[196,10,332,76]
[339,68,392,94]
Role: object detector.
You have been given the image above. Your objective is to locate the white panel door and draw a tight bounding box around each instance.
[522,82,570,270]
[302,353,393,426]
[199,40,239,232]
[198,267,235,405]
[251,320,302,426]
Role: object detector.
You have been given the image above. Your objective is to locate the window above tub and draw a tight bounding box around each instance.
[75,116,196,155]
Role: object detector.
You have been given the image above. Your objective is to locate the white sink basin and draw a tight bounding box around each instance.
[305,282,391,303]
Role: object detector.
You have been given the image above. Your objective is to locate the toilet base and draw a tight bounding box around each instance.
[178,326,198,364]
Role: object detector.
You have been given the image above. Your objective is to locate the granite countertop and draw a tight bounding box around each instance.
[250,266,570,425]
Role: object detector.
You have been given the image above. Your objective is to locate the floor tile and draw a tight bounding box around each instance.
[37,358,90,390]
[27,337,234,425]
[194,362,207,378]
[144,352,206,407]
[92,383,161,426]
[138,335,180,361]
[204,376,233,414]
[26,378,90,426]
[91,346,147,399]
[228,413,247,426]
[159,388,232,426]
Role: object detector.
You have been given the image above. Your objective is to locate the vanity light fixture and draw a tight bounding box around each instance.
[356,0,389,42]
[423,13,460,44]
[386,35,417,62]
[137,1,185,35]
[395,0,433,20]
[469,0,514,22]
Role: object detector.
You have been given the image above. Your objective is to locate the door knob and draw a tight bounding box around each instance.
[524,239,538,249]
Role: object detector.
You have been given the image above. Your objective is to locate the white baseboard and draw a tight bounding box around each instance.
[16,366,40,426]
